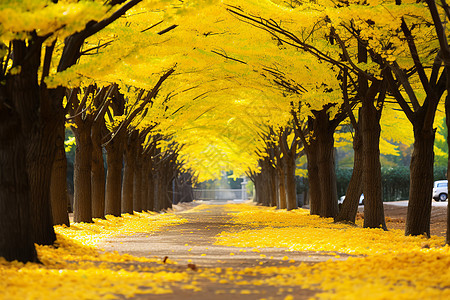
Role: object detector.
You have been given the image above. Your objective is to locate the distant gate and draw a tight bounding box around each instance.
[193,189,247,201]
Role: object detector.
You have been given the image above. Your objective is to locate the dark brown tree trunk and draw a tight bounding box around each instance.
[140,163,148,211]
[153,172,162,212]
[269,159,278,207]
[50,126,70,226]
[306,142,321,215]
[406,113,435,236]
[253,173,262,204]
[315,111,338,218]
[167,179,174,210]
[146,158,155,211]
[361,84,386,230]
[276,164,287,209]
[91,123,106,218]
[105,131,125,216]
[155,164,172,211]
[255,156,277,207]
[306,150,322,215]
[73,128,93,223]
[335,126,363,223]
[133,152,143,212]
[3,41,55,247]
[50,127,70,226]
[0,105,38,262]
[122,131,138,214]
[10,41,58,245]
[284,152,298,211]
[447,91,450,244]
[26,125,57,245]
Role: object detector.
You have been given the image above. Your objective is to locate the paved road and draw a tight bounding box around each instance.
[101,202,350,267]
[385,200,448,207]
[99,202,350,299]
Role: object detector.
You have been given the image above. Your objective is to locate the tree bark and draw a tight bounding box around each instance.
[91,123,106,218]
[73,128,93,223]
[447,89,450,244]
[105,131,125,216]
[256,158,272,206]
[122,131,138,214]
[361,84,387,230]
[0,105,38,262]
[133,151,144,212]
[253,173,262,205]
[26,124,58,245]
[306,141,321,216]
[146,158,155,211]
[50,126,70,226]
[10,40,57,245]
[284,151,298,210]
[153,172,162,212]
[315,111,339,218]
[335,126,363,223]
[406,112,435,236]
[276,164,287,209]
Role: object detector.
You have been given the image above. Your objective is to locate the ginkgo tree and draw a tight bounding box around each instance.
[0,0,219,262]
[226,0,448,235]
[0,0,149,262]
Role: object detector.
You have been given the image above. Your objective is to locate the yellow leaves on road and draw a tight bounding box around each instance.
[215,203,450,299]
[216,204,443,255]
[2,204,450,299]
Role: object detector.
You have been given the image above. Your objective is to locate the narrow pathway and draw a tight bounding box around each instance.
[101,202,350,267]
[99,202,350,299]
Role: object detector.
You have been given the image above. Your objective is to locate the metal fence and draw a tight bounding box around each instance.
[193,189,246,201]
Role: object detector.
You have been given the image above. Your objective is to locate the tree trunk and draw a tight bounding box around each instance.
[153,172,162,212]
[122,131,138,214]
[276,164,287,209]
[146,159,155,211]
[105,132,125,216]
[264,157,277,207]
[306,133,321,215]
[73,128,93,223]
[91,123,105,218]
[316,111,338,218]
[50,126,70,226]
[141,163,149,211]
[253,173,262,204]
[26,125,58,245]
[361,89,386,230]
[8,40,56,246]
[406,114,435,236]
[446,90,450,244]
[0,106,38,262]
[166,179,174,210]
[335,126,363,223]
[284,152,298,210]
[133,153,143,212]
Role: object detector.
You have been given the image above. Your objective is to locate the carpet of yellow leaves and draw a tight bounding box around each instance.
[2,204,450,299]
[0,212,193,300]
[214,203,450,299]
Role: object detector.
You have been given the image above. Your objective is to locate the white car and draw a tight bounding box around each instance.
[338,194,364,205]
[432,180,448,202]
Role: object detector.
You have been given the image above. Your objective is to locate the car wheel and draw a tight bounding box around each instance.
[439,193,448,201]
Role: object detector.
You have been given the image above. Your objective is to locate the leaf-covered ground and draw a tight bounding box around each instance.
[1,202,450,299]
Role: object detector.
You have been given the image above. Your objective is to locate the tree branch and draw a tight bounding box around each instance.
[384,68,414,122]
[388,61,420,111]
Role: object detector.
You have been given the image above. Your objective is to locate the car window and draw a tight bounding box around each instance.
[437,183,448,188]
